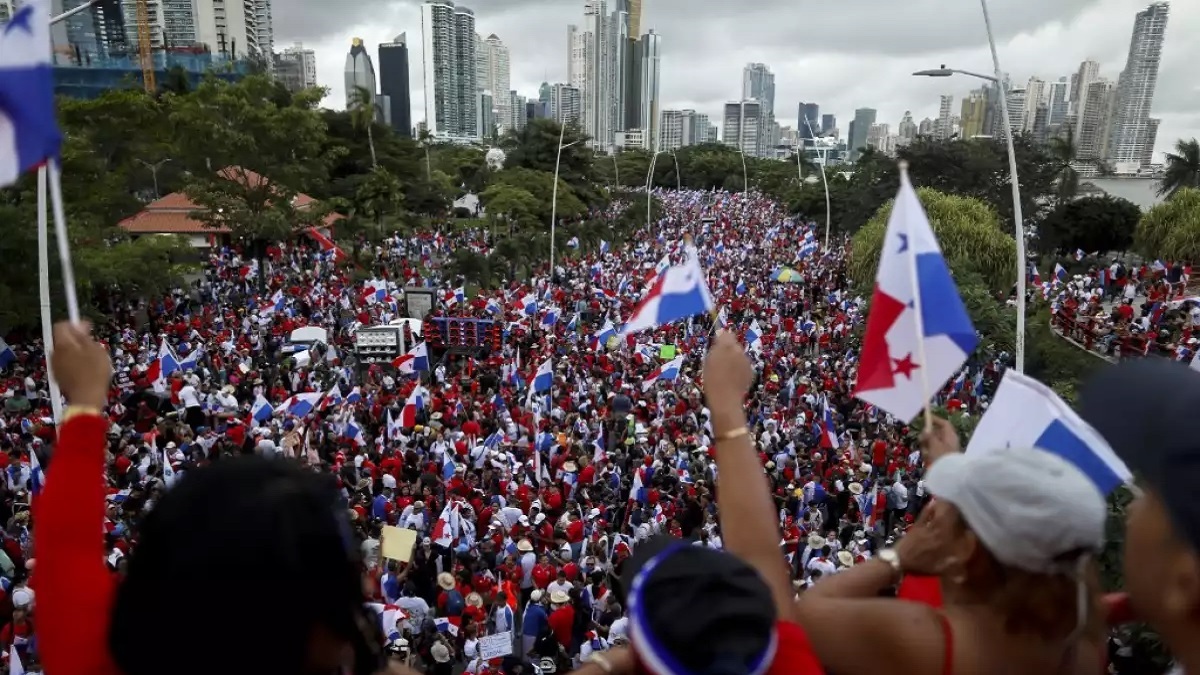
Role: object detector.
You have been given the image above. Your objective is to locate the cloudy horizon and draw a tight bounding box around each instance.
[275,0,1198,162]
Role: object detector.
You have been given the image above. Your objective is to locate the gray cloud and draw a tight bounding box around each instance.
[276,0,1199,159]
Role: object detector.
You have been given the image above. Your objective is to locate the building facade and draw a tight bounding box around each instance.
[1108,2,1169,170]
[344,38,378,117]
[476,33,510,132]
[421,0,478,140]
[848,108,876,161]
[378,34,412,137]
[722,100,763,157]
[550,83,582,125]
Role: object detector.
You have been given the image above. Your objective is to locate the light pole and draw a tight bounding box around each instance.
[645,150,660,229]
[612,154,620,188]
[136,158,172,198]
[550,123,583,277]
[738,149,748,192]
[801,117,833,249]
[913,0,1027,372]
[670,151,681,190]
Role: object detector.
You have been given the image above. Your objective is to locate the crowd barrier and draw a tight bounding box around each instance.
[1050,312,1163,360]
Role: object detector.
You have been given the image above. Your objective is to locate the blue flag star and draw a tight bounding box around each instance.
[4,7,33,35]
[896,233,909,253]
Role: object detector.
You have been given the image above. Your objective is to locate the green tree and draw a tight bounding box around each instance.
[172,76,335,242]
[489,167,586,226]
[850,188,1017,293]
[447,248,492,288]
[502,119,598,204]
[1134,188,1200,261]
[1158,138,1200,198]
[480,183,540,231]
[354,166,404,230]
[1039,195,1141,254]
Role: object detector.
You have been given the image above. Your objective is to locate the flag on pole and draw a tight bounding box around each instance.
[431,501,461,548]
[854,167,977,422]
[967,370,1130,495]
[621,253,715,335]
[640,356,683,392]
[0,0,61,187]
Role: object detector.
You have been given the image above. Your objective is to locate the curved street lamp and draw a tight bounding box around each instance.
[911,0,1028,373]
[800,117,833,249]
[550,123,583,276]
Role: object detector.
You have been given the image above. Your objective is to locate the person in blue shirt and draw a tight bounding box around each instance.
[521,589,549,657]
[371,487,393,521]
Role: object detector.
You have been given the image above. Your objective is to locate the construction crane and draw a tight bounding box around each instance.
[135,0,155,92]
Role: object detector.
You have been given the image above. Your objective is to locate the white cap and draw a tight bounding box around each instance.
[925,448,1105,574]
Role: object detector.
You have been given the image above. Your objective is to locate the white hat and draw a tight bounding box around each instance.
[925,448,1105,574]
[431,642,452,663]
[534,513,546,525]
[848,482,863,495]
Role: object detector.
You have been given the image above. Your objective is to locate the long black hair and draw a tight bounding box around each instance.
[109,456,382,675]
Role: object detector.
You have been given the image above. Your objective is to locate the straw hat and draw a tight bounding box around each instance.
[437,572,455,590]
[848,482,864,495]
[517,538,534,552]
[466,592,484,607]
[836,550,855,567]
[806,533,825,549]
[550,590,570,605]
[562,461,578,473]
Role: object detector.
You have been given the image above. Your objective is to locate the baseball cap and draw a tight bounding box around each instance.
[1080,358,1200,553]
[924,447,1105,574]
[619,536,777,675]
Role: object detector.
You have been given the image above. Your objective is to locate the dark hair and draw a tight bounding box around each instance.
[109,456,377,675]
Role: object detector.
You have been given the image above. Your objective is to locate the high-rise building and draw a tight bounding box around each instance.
[508,91,528,132]
[866,123,890,154]
[281,42,317,87]
[723,100,763,157]
[420,0,478,140]
[344,38,378,118]
[550,83,582,125]
[627,0,642,38]
[660,109,684,150]
[1108,2,1169,170]
[378,34,412,137]
[898,111,917,146]
[477,91,494,139]
[1070,59,1101,142]
[476,33,510,132]
[848,108,876,160]
[1077,79,1117,160]
[637,29,661,149]
[1004,88,1027,135]
[798,102,819,138]
[577,0,612,152]
[959,90,987,138]
[742,63,775,155]
[821,114,836,137]
[659,109,709,150]
[1022,77,1047,133]
[935,95,954,140]
[917,117,935,137]
[1046,78,1069,136]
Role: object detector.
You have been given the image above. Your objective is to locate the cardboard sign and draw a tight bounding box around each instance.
[381,526,417,563]
[479,632,513,659]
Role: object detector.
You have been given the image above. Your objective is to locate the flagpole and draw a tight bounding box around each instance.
[898,163,935,428]
[47,160,82,323]
[37,168,64,422]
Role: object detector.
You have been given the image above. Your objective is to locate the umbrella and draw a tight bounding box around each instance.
[771,267,804,283]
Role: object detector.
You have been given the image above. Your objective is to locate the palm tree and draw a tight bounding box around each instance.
[348,85,378,168]
[1158,138,1200,198]
[1046,127,1082,202]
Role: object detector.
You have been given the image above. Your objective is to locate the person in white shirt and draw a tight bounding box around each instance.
[546,570,572,598]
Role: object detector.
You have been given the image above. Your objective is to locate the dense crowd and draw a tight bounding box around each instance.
[1,188,1008,673]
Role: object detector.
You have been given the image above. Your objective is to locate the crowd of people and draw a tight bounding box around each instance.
[1049,258,1199,362]
[5,187,1183,675]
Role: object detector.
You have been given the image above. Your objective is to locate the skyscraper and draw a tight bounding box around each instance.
[420,0,478,139]
[848,108,876,160]
[898,111,917,146]
[723,100,763,158]
[935,95,954,140]
[821,114,836,137]
[344,38,378,117]
[476,33,511,132]
[275,42,317,93]
[742,63,775,155]
[1108,2,1169,169]
[960,90,988,138]
[577,0,612,151]
[1022,77,1047,133]
[379,34,412,137]
[550,83,583,125]
[798,102,819,138]
[637,29,661,149]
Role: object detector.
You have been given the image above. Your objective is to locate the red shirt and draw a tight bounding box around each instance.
[548,605,575,648]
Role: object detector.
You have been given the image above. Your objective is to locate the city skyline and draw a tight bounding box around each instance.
[275,0,1198,160]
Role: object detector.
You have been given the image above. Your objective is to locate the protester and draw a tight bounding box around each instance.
[5,188,1015,673]
[1082,359,1200,675]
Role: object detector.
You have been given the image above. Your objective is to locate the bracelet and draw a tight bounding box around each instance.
[586,653,614,674]
[62,405,104,423]
[714,427,750,442]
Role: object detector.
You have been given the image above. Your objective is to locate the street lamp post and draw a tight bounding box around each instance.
[670,151,681,190]
[136,158,172,199]
[550,124,583,277]
[801,117,833,249]
[645,150,660,229]
[612,154,620,188]
[913,0,1027,372]
[738,149,748,192]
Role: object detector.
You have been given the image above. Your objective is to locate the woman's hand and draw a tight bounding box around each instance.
[702,330,753,414]
[919,416,961,466]
[892,502,959,577]
[50,321,112,410]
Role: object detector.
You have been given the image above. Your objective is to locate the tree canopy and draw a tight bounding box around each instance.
[1039,195,1141,255]
[1134,187,1200,261]
[850,187,1017,293]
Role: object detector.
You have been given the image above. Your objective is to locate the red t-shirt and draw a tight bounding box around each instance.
[768,621,824,674]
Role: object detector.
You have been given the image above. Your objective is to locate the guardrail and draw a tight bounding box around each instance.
[1049,312,1164,362]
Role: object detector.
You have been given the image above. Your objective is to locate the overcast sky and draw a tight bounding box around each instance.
[275,0,1198,161]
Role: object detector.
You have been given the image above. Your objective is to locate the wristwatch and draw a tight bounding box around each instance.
[877,547,904,584]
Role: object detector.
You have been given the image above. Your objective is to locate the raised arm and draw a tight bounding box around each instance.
[703,331,794,615]
[38,321,120,675]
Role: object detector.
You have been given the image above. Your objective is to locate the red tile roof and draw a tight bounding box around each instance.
[118,166,333,236]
